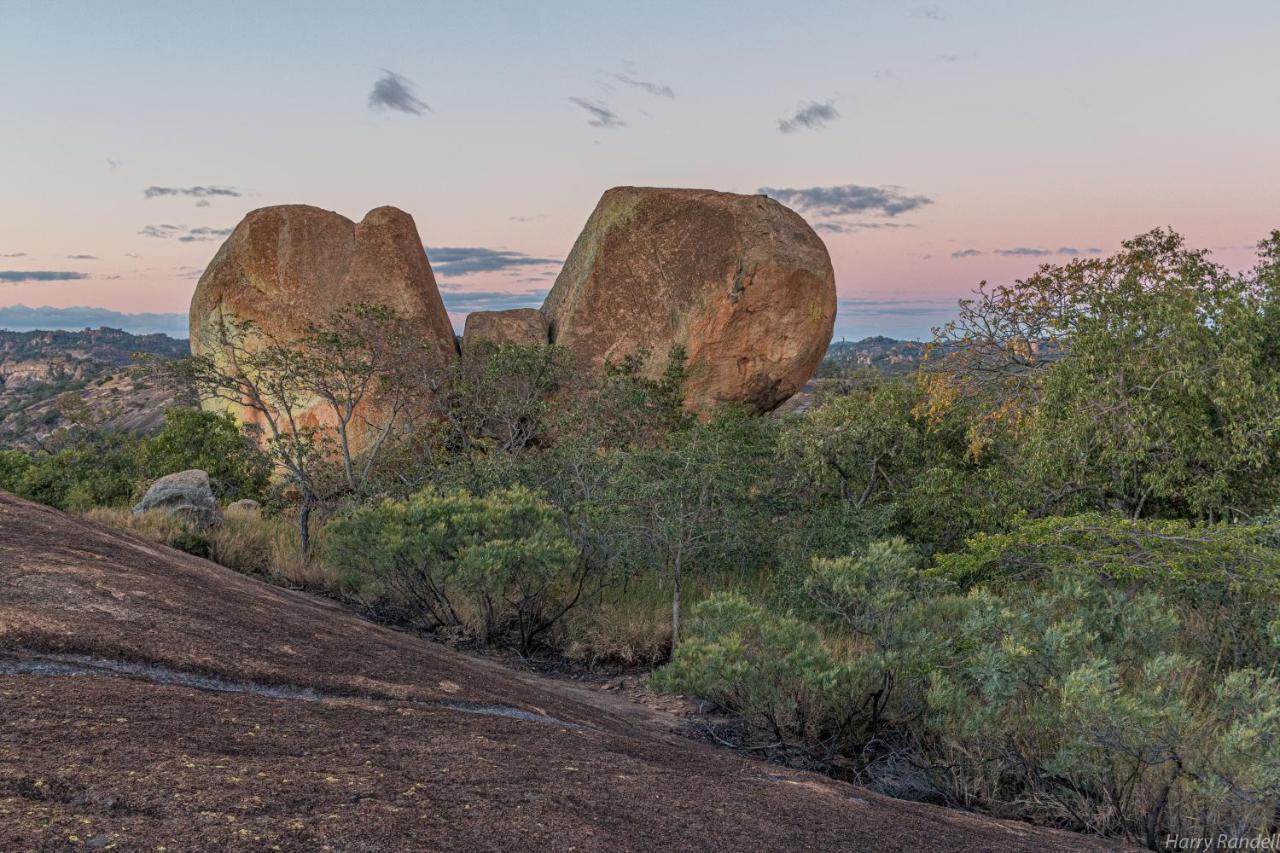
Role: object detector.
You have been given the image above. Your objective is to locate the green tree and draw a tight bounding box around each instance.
[928,229,1280,522]
[613,412,773,647]
[139,408,270,501]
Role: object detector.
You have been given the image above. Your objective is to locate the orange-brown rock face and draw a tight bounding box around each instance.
[541,187,836,414]
[461,308,549,356]
[189,205,458,446]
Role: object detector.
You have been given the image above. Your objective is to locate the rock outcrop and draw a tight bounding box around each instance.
[226,498,261,514]
[462,308,549,355]
[542,187,836,414]
[188,205,458,446]
[132,469,220,526]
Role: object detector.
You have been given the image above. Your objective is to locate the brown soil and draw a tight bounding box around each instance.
[0,492,1124,851]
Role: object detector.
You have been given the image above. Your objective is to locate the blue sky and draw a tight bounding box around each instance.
[1,1,1278,339]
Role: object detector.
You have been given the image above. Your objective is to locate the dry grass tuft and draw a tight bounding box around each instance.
[83,506,340,593]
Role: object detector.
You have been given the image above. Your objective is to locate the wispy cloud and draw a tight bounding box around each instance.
[144,185,240,199]
[759,184,933,218]
[428,246,561,277]
[569,97,625,129]
[0,305,188,337]
[814,221,918,234]
[777,100,839,133]
[1056,246,1104,256]
[840,296,957,318]
[139,224,233,242]
[0,270,92,283]
[611,72,674,99]
[913,4,943,21]
[0,252,27,258]
[509,214,547,223]
[995,247,1053,257]
[951,248,983,258]
[368,70,430,115]
[67,254,98,260]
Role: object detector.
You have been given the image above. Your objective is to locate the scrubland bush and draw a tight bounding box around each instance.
[663,518,1280,846]
[325,486,585,653]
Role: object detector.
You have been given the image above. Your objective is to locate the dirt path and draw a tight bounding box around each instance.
[0,492,1126,851]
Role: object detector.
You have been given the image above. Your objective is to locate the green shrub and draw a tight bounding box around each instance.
[654,592,844,744]
[324,486,583,652]
[140,408,270,501]
[0,449,33,493]
[656,524,1280,844]
[17,432,142,511]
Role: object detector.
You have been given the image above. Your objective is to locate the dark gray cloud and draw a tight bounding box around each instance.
[759,184,934,218]
[1056,246,1104,256]
[368,70,430,115]
[815,221,918,234]
[67,254,98,260]
[951,248,983,258]
[777,101,839,133]
[569,97,625,128]
[995,247,1053,257]
[144,185,240,199]
[429,246,561,277]
[139,224,233,242]
[611,72,674,99]
[438,286,550,315]
[0,305,187,337]
[0,270,92,283]
[180,227,233,243]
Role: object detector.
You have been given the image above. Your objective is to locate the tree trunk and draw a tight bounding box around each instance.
[671,555,682,652]
[299,499,312,558]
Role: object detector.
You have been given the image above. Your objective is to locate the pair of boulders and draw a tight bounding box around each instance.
[132,470,261,526]
[189,187,836,449]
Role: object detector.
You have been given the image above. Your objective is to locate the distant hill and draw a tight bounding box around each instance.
[818,336,929,376]
[0,305,189,338]
[0,327,187,449]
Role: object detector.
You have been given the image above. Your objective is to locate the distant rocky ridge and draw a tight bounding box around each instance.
[0,327,185,449]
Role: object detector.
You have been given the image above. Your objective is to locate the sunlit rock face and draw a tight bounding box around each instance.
[189,204,457,446]
[541,187,836,414]
[462,308,549,356]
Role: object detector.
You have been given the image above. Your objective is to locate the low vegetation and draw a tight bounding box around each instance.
[6,227,1280,847]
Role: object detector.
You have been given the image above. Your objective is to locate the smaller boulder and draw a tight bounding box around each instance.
[225,499,261,515]
[462,309,549,356]
[132,470,220,527]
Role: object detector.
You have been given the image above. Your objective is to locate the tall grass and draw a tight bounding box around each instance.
[83,506,340,593]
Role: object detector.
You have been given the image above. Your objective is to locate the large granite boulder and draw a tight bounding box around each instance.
[541,187,836,414]
[132,469,220,526]
[189,205,458,447]
[462,308,549,356]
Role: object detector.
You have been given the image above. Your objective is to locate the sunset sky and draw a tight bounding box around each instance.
[1,1,1278,340]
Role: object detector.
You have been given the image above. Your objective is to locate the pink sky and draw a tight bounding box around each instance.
[2,2,1277,339]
